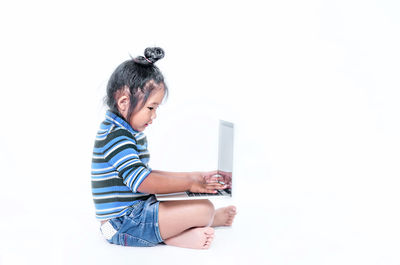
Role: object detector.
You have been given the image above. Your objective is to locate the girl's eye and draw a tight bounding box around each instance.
[148,107,154,111]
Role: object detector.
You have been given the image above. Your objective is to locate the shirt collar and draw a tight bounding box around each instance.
[105,110,139,135]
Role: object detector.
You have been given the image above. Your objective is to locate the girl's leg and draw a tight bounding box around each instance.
[158,199,216,249]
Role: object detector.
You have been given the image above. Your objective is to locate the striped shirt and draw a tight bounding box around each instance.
[91,111,152,220]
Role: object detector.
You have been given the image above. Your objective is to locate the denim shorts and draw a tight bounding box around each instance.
[100,195,164,247]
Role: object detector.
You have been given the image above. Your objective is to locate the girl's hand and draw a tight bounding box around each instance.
[189,171,227,193]
[214,170,232,188]
[202,170,232,189]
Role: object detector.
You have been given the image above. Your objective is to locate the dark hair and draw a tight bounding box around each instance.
[105,47,168,121]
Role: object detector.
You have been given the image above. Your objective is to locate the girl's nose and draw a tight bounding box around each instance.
[151,111,157,120]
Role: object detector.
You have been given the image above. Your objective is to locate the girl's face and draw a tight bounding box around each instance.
[129,86,165,132]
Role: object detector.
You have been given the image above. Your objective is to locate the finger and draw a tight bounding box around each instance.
[205,186,225,193]
[206,176,223,183]
[209,181,228,187]
[205,184,228,191]
[202,189,218,194]
[223,175,232,182]
[206,182,226,187]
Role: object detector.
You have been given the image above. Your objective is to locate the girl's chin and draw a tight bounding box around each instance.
[132,126,146,132]
[139,124,149,131]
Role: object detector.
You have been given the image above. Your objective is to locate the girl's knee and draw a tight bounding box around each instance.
[196,200,215,223]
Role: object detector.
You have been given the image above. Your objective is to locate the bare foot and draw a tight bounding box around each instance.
[211,206,237,227]
[164,227,215,249]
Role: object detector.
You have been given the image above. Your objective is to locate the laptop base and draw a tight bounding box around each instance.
[156,189,231,201]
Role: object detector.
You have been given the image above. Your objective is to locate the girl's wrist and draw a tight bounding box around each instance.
[188,172,202,191]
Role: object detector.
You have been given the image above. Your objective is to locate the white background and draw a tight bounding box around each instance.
[0,0,399,264]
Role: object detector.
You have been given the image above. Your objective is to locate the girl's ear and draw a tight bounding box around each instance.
[116,87,130,119]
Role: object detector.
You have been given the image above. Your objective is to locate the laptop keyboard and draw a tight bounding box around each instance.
[186,189,231,197]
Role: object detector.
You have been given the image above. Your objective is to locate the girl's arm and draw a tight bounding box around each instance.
[137,170,226,194]
[150,170,191,178]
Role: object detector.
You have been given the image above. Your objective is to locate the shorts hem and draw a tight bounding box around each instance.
[153,197,164,243]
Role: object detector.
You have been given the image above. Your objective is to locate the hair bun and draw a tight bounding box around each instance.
[144,47,165,63]
[133,47,165,65]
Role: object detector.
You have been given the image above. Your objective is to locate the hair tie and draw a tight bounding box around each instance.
[144,57,152,64]
[128,53,153,64]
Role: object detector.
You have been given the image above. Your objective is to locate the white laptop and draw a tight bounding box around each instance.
[155,120,234,201]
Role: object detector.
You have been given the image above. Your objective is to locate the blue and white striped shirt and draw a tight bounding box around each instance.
[91,111,152,220]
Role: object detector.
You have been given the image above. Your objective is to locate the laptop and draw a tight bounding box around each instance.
[156,120,234,201]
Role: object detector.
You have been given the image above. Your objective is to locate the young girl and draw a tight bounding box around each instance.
[91,47,237,249]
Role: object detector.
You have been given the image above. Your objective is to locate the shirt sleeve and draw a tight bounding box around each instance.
[105,134,152,193]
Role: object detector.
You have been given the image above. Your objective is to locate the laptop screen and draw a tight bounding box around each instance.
[218,120,234,195]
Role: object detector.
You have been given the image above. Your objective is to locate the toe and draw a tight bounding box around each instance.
[204,227,215,235]
[203,240,212,249]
